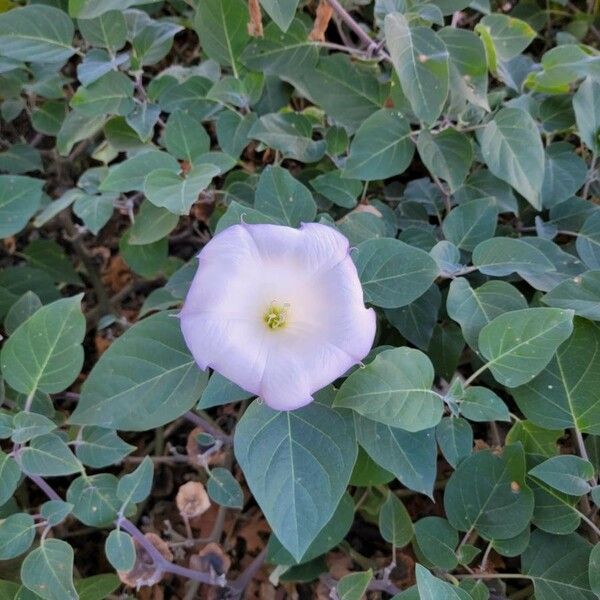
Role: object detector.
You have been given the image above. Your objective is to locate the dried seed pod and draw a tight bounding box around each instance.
[190,542,232,577]
[118,532,173,589]
[309,0,333,42]
[176,481,211,519]
[186,426,226,468]
[247,0,263,36]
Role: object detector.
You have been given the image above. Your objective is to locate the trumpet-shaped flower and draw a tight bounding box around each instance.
[180,223,376,411]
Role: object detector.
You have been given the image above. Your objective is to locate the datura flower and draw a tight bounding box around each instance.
[180,223,376,411]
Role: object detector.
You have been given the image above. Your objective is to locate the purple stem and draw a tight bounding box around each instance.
[184,410,232,444]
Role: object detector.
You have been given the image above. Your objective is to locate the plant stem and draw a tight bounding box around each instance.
[184,410,232,444]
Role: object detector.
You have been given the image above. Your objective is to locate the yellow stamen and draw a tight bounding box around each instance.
[263,303,289,330]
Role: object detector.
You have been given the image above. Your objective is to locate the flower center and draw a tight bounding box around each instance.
[263,303,289,330]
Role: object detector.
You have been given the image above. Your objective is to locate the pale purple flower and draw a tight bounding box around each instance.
[180,223,376,411]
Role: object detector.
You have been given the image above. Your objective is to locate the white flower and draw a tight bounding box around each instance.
[180,223,376,411]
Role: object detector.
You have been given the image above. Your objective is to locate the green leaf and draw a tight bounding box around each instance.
[541,142,587,208]
[385,13,449,124]
[105,529,135,572]
[478,308,574,388]
[99,150,180,193]
[472,237,555,277]
[117,456,153,505]
[126,102,161,143]
[4,292,42,336]
[193,0,249,75]
[356,416,437,497]
[11,413,57,444]
[22,239,82,286]
[350,448,393,486]
[574,77,600,153]
[73,193,116,235]
[543,271,600,320]
[335,347,443,432]
[413,517,459,570]
[344,109,414,180]
[436,417,472,468]
[459,387,510,422]
[0,266,59,321]
[40,500,73,527]
[75,426,135,468]
[21,539,77,600]
[0,451,21,507]
[0,175,44,238]
[234,397,357,561]
[207,468,244,509]
[69,0,160,18]
[379,493,413,547]
[74,574,120,600]
[57,110,107,156]
[353,238,439,309]
[442,198,498,252]
[163,110,210,164]
[144,164,220,215]
[249,113,325,163]
[577,211,600,270]
[1,295,85,395]
[476,14,535,62]
[78,11,127,53]
[32,101,67,137]
[67,474,121,526]
[337,211,386,245]
[417,128,473,192]
[71,312,208,431]
[0,143,42,174]
[0,5,75,63]
[310,171,362,209]
[198,372,253,409]
[20,433,82,477]
[514,318,600,434]
[591,543,600,597]
[259,0,298,31]
[506,421,562,461]
[337,570,372,600]
[129,201,179,245]
[480,108,545,209]
[446,278,528,351]
[416,564,471,600]
[529,455,594,496]
[216,111,257,159]
[71,71,134,117]
[0,513,36,560]
[444,445,534,540]
[522,531,595,599]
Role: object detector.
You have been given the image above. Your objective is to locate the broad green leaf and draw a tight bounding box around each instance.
[385,285,441,351]
[234,397,357,561]
[32,101,67,136]
[0,143,42,174]
[216,201,279,233]
[193,0,249,75]
[436,417,472,468]
[267,494,355,566]
[356,416,437,497]
[22,239,82,286]
[70,71,134,117]
[1,295,85,395]
[163,110,210,164]
[74,574,120,600]
[310,171,362,209]
[126,102,161,143]
[0,5,75,63]
[336,211,386,245]
[129,201,179,245]
[337,570,372,600]
[216,111,256,159]
[259,0,299,31]
[144,164,220,215]
[0,175,44,238]
[132,18,182,68]
[353,238,439,309]
[591,544,600,597]
[416,564,471,600]
[522,531,595,600]
[476,14,535,62]
[529,455,594,496]
[207,468,244,509]
[506,421,562,461]
[21,539,77,600]
[0,513,36,560]
[454,169,517,213]
[19,433,82,477]
[69,0,160,18]
[574,77,600,153]
[576,211,600,269]
[350,448,394,486]
[514,318,600,434]
[73,192,116,235]
[40,500,73,527]
[4,292,42,336]
[77,11,127,53]
[444,445,534,540]
[379,493,413,547]
[70,312,208,431]
[76,427,135,468]
[446,278,527,351]
[117,456,153,504]
[254,165,316,226]
[11,413,56,444]
[459,387,510,422]
[385,13,449,124]
[478,308,574,387]
[0,451,21,507]
[428,322,464,382]
[541,142,587,208]
[99,150,180,193]
[543,271,600,320]
[472,237,555,277]
[417,128,472,192]
[442,198,497,251]
[198,371,253,409]
[532,479,582,535]
[57,110,107,156]
[335,347,443,432]
[0,266,59,321]
[105,529,135,572]
[480,108,545,209]
[67,474,121,526]
[344,108,414,181]
[413,517,458,570]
